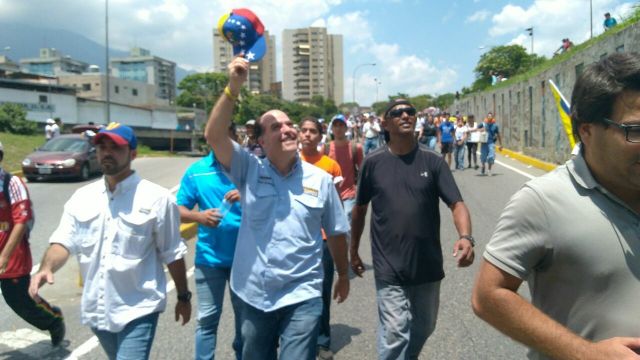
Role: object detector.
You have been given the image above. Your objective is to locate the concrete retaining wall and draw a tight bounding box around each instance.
[453,20,640,164]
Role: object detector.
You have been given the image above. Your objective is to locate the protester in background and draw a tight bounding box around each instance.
[478,112,503,176]
[177,123,243,360]
[465,115,480,169]
[44,118,55,141]
[0,141,65,347]
[418,115,438,150]
[454,117,468,170]
[604,12,618,30]
[351,99,474,360]
[362,113,381,155]
[30,123,191,360]
[242,120,264,158]
[438,116,455,168]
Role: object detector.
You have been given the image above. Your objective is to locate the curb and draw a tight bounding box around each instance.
[497,148,557,172]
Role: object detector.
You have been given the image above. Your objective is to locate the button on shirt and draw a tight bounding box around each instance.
[49,173,187,332]
[228,142,349,312]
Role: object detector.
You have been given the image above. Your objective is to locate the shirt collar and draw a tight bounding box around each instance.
[102,171,141,195]
[567,148,601,190]
[206,151,217,168]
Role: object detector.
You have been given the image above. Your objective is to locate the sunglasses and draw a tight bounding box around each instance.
[388,107,417,118]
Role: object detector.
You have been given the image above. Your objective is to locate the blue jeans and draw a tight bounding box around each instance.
[92,312,159,360]
[195,265,242,360]
[454,143,466,169]
[375,280,441,360]
[239,296,322,360]
[480,143,496,165]
[364,137,378,155]
[318,242,334,350]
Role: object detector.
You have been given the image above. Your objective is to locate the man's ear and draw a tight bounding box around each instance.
[578,123,594,146]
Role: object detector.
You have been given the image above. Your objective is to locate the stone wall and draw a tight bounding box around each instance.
[453,20,640,164]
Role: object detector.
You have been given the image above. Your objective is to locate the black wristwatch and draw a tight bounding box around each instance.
[177,290,192,303]
[459,235,475,247]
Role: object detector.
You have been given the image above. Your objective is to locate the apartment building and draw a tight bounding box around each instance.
[110,47,176,101]
[282,27,343,105]
[20,48,89,76]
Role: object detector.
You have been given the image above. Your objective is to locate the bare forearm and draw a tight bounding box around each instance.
[0,223,26,260]
[350,205,367,254]
[39,243,70,273]
[327,234,349,275]
[178,206,201,224]
[451,201,472,236]
[474,283,591,360]
[167,258,189,294]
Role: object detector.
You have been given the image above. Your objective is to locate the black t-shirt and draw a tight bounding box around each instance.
[356,145,463,285]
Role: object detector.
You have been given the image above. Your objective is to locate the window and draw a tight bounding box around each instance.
[39,95,48,103]
[132,89,138,96]
[82,83,91,91]
[115,85,119,94]
[616,45,625,53]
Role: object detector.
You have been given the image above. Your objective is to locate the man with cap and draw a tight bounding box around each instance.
[350,99,475,360]
[0,141,66,347]
[243,119,264,158]
[30,122,191,360]
[44,118,56,141]
[206,56,350,360]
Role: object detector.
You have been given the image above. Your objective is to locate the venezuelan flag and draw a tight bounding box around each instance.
[548,79,576,149]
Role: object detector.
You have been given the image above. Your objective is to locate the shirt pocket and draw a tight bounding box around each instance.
[115,212,156,260]
[73,211,101,257]
[248,185,277,230]
[293,193,324,223]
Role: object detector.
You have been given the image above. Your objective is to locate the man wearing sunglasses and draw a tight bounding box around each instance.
[473,52,640,359]
[351,98,474,359]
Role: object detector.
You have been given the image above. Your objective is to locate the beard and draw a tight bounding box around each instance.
[100,156,130,175]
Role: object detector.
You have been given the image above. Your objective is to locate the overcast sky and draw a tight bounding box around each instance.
[0,0,635,106]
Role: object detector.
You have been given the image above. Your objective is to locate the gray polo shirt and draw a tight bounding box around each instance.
[484,151,640,360]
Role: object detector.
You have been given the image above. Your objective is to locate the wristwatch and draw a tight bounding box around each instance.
[459,235,475,247]
[177,290,192,303]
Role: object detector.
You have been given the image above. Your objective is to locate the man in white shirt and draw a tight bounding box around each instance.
[29,123,191,360]
[44,119,55,141]
[362,113,381,155]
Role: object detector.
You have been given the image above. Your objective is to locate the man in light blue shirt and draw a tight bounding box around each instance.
[205,57,350,360]
[177,145,242,360]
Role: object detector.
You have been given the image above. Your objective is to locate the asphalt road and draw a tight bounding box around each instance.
[0,152,550,360]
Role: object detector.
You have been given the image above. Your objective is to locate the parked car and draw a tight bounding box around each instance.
[21,134,101,182]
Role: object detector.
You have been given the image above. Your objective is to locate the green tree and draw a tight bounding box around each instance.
[0,103,37,135]
[176,72,229,114]
[473,45,546,91]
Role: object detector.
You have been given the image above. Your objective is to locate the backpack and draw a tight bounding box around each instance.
[324,142,360,184]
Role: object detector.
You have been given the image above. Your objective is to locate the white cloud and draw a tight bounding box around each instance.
[466,10,490,23]
[490,0,636,57]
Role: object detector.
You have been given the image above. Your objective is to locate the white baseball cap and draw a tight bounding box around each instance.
[46,118,55,124]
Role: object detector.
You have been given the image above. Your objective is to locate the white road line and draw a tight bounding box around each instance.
[494,158,536,180]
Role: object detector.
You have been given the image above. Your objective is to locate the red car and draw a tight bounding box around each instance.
[21,134,101,182]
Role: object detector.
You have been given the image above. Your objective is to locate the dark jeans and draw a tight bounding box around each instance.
[466,142,478,167]
[1,275,63,331]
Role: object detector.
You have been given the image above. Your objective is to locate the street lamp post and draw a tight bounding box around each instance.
[525,27,534,54]
[590,0,593,39]
[374,78,382,103]
[105,0,111,124]
[352,63,376,109]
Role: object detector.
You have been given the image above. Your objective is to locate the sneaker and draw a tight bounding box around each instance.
[480,166,485,175]
[317,347,334,360]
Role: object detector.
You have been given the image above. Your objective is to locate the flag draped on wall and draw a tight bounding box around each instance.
[548,79,576,149]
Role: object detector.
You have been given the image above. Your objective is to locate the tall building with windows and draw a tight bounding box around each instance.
[110,47,176,101]
[282,27,343,105]
[212,30,276,95]
[20,48,89,76]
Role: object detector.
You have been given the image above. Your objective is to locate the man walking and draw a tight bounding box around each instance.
[478,112,503,176]
[0,142,65,346]
[362,113,381,155]
[177,125,243,360]
[30,123,191,360]
[205,57,350,360]
[472,52,640,360]
[351,99,475,360]
[437,116,455,168]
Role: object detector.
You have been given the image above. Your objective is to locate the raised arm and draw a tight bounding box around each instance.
[204,57,249,170]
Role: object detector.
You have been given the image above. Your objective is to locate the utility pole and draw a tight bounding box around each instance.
[105,0,111,124]
[525,27,534,54]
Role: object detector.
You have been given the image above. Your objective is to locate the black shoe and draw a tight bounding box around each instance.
[49,308,65,347]
[474,165,479,170]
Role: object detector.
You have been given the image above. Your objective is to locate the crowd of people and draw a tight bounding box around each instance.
[0,51,637,360]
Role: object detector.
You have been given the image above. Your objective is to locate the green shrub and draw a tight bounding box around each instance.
[0,103,38,135]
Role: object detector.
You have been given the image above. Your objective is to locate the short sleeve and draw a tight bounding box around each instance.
[154,195,187,264]
[435,158,463,206]
[355,157,373,206]
[175,169,196,209]
[484,186,550,280]
[8,176,32,224]
[321,177,349,236]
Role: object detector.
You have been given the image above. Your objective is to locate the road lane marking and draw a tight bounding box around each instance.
[494,159,535,180]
